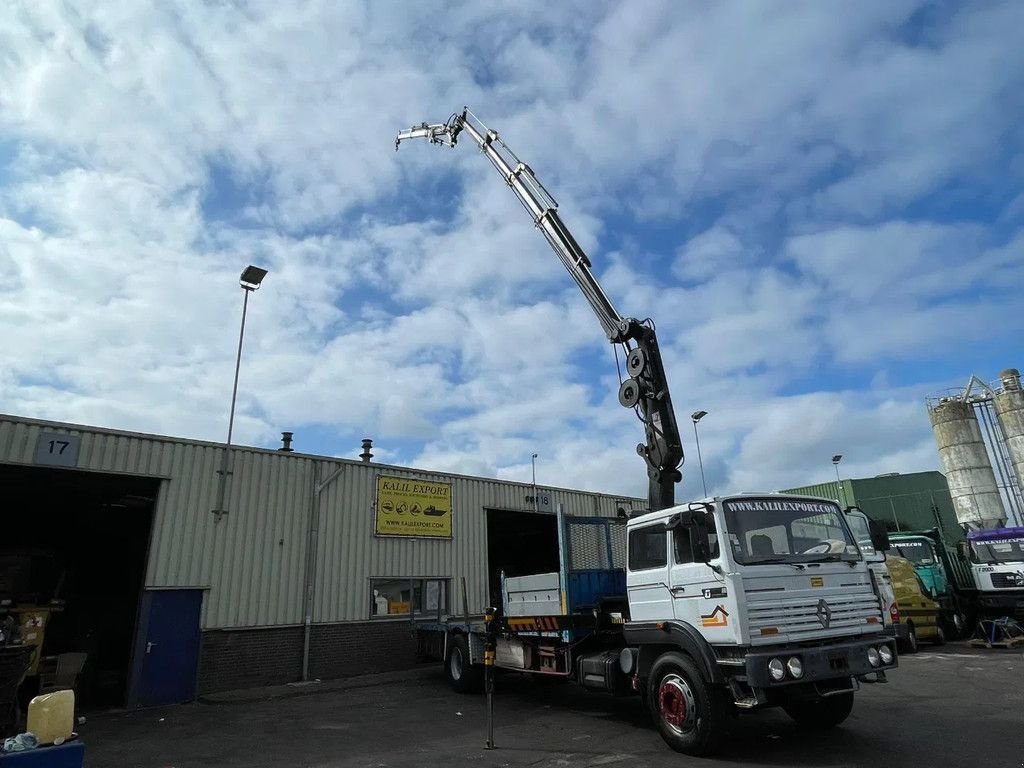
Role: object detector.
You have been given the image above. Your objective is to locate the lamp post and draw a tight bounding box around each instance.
[691,411,708,498]
[212,264,268,519]
[832,454,844,506]
[531,453,538,512]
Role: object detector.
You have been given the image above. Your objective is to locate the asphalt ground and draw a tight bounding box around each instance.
[77,643,1022,768]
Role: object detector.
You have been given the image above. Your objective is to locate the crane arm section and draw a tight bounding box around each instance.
[396,108,684,511]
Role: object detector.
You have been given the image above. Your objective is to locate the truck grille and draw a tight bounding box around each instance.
[991,572,1024,589]
[746,593,882,641]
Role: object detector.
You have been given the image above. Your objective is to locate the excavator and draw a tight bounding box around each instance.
[396,108,684,512]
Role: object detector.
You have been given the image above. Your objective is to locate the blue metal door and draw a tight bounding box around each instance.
[136,589,203,707]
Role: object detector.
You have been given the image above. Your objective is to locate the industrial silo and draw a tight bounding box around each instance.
[929,398,1005,529]
[993,368,1024,509]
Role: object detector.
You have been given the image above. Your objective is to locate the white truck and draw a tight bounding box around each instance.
[965,526,1024,620]
[418,497,895,755]
[397,109,897,755]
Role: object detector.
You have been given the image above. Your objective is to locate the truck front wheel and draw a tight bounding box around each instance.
[783,691,854,729]
[445,634,481,693]
[648,652,728,756]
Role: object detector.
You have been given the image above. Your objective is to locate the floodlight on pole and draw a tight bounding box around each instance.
[212,264,268,519]
[691,411,708,498]
[832,454,844,505]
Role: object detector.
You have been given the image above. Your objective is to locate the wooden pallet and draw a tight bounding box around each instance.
[970,618,1024,648]
[970,635,1024,649]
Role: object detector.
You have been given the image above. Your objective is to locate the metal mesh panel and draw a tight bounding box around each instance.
[610,527,626,568]
[566,517,626,570]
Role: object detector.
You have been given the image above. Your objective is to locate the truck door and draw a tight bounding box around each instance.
[669,528,733,640]
[626,523,672,621]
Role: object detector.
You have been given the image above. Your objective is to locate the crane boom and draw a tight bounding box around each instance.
[396,108,684,510]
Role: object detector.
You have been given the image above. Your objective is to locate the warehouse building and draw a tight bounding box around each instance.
[783,471,964,541]
[0,414,642,708]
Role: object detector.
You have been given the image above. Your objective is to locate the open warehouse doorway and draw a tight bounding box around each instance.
[0,463,158,709]
[485,509,560,610]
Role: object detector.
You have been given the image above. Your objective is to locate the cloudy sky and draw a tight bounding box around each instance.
[2,1,1022,501]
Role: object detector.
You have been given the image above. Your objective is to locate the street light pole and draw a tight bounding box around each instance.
[212,265,268,520]
[832,454,844,507]
[531,453,538,512]
[691,411,708,498]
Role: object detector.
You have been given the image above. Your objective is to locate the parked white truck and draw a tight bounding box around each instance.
[418,496,895,755]
[965,526,1024,620]
[397,109,896,754]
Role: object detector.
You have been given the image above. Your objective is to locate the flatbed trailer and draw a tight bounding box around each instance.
[416,512,630,690]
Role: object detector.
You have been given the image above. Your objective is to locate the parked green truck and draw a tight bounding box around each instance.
[887,529,975,637]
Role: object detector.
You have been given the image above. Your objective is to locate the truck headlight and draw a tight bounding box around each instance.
[878,645,893,665]
[768,658,786,681]
[786,657,803,679]
[867,647,880,668]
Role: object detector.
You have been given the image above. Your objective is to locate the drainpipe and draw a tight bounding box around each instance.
[301,461,345,681]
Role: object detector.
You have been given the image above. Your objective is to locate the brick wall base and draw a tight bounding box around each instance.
[309,620,418,680]
[197,621,421,695]
[198,626,303,694]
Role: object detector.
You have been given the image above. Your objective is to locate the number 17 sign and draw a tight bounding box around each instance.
[33,431,81,468]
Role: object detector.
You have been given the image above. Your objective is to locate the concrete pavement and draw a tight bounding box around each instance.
[79,644,1022,767]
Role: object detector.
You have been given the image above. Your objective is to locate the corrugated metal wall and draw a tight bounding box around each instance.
[0,415,642,630]
[783,472,962,541]
[312,464,629,624]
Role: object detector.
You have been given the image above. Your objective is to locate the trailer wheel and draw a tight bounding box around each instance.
[783,691,854,729]
[648,652,727,756]
[898,622,919,654]
[445,634,481,693]
[945,611,966,639]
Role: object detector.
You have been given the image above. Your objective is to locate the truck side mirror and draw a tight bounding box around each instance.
[868,519,890,552]
[956,540,969,560]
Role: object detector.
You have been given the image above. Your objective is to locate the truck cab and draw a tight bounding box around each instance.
[622,494,896,752]
[890,535,948,597]
[890,530,973,635]
[965,527,1024,620]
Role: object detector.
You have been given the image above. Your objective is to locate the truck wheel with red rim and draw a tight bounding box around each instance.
[647,652,727,755]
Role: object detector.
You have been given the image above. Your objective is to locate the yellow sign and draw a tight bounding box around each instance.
[375,475,453,538]
[810,576,824,587]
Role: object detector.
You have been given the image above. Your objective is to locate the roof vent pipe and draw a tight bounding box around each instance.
[360,438,373,463]
[1000,368,1021,392]
[279,432,294,452]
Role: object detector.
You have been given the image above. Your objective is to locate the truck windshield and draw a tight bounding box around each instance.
[891,539,936,566]
[722,498,860,565]
[970,537,1024,564]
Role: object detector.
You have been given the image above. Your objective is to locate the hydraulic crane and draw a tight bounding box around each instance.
[396,108,684,510]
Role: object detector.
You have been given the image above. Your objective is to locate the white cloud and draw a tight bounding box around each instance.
[1,1,1021,508]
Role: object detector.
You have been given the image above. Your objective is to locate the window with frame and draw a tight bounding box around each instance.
[674,514,721,564]
[628,526,667,570]
[370,578,449,618]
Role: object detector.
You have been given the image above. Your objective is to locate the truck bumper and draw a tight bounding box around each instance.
[744,636,897,689]
[976,591,1024,618]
